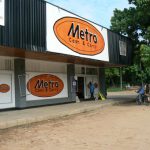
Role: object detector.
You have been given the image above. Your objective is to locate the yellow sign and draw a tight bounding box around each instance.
[98,91,106,101]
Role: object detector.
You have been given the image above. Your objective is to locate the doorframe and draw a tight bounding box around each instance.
[76,74,99,99]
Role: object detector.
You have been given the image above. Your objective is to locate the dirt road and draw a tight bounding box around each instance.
[0,102,150,150]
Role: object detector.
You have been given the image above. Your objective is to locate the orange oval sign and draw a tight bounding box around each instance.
[54,17,105,55]
[27,74,64,97]
[0,84,10,93]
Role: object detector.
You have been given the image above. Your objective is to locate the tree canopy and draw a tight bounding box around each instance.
[109,0,150,85]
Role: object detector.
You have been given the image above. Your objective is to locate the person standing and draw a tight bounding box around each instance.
[145,84,150,101]
[145,84,149,94]
[89,81,95,99]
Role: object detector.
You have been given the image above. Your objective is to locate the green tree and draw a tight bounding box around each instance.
[140,44,150,82]
[110,0,150,84]
[140,44,150,67]
[105,68,120,87]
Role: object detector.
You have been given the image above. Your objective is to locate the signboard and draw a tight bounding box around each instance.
[0,72,13,105]
[0,84,10,93]
[47,4,109,61]
[0,0,5,26]
[27,74,64,97]
[54,17,105,55]
[26,72,68,101]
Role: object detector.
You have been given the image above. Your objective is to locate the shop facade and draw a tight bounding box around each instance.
[0,0,133,109]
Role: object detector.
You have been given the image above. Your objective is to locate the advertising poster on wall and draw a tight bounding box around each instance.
[26,72,68,101]
[0,71,15,109]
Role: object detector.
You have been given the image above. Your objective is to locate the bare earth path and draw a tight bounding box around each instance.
[0,103,150,150]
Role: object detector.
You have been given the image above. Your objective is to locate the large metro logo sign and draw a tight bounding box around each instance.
[54,17,105,56]
[27,74,64,97]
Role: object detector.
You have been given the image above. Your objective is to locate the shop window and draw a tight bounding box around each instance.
[75,66,85,74]
[86,68,98,75]
[0,58,14,70]
[81,67,85,74]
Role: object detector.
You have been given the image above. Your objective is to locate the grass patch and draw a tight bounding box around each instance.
[107,87,125,92]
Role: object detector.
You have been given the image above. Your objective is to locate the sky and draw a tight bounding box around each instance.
[46,0,131,29]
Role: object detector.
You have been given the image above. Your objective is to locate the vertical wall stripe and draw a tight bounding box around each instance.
[0,0,46,52]
[107,30,133,65]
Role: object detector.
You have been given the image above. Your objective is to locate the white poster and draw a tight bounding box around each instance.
[0,0,5,26]
[46,3,109,62]
[0,71,15,109]
[26,72,68,101]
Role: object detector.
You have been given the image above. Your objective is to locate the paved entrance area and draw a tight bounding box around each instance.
[0,92,137,129]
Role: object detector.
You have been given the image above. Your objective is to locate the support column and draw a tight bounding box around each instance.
[67,64,76,102]
[14,59,26,108]
[99,68,107,97]
[120,67,123,90]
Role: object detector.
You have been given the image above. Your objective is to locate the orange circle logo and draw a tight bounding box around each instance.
[27,74,64,97]
[0,84,10,93]
[54,17,105,55]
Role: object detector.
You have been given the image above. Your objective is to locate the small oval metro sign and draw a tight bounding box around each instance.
[54,17,105,55]
[0,84,10,93]
[27,74,64,97]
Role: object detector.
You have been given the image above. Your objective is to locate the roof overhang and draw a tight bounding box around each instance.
[0,46,125,68]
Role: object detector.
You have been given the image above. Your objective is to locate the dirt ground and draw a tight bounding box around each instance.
[0,102,150,150]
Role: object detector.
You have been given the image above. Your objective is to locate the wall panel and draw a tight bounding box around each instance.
[0,0,46,51]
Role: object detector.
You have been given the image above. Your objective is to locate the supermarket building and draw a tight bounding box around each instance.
[0,0,133,109]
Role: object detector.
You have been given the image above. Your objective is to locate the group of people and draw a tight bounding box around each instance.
[137,83,150,104]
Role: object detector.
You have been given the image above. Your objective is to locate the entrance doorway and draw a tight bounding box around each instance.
[77,77,84,99]
[75,65,99,100]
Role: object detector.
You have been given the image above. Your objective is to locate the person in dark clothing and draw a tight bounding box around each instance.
[145,84,149,95]
[145,84,150,102]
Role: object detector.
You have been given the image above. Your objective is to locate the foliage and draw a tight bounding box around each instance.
[128,0,150,5]
[140,44,150,67]
[107,87,125,92]
[110,0,150,85]
[105,68,120,87]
